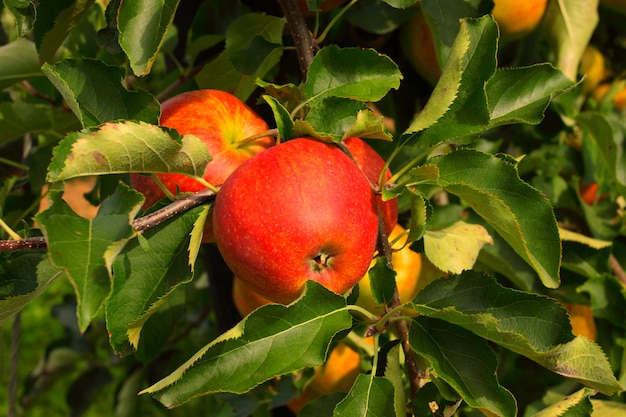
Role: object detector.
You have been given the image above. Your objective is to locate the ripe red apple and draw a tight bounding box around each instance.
[130,89,274,241]
[212,137,380,304]
[344,137,397,236]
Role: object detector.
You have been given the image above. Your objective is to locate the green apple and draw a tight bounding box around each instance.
[130,89,274,241]
[212,137,380,304]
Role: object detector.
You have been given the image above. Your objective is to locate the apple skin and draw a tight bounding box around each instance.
[130,89,274,241]
[400,7,441,85]
[491,0,548,43]
[344,137,397,236]
[232,276,273,317]
[213,137,380,304]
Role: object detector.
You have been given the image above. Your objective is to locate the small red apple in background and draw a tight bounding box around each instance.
[344,137,397,236]
[130,89,274,242]
[213,137,381,304]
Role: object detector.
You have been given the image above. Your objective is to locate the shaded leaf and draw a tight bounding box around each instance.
[0,38,42,89]
[47,120,211,182]
[0,101,80,146]
[35,183,142,331]
[34,0,96,63]
[117,0,181,76]
[410,316,517,417]
[42,59,159,128]
[142,281,353,408]
[4,0,37,36]
[106,205,205,355]
[430,149,561,288]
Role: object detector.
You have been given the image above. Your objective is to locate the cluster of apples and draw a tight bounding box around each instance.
[130,89,408,305]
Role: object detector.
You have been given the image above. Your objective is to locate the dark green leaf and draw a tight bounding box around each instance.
[430,149,561,288]
[0,101,80,146]
[34,0,96,63]
[487,64,575,128]
[47,121,211,182]
[117,0,181,76]
[333,373,395,417]
[42,59,160,127]
[142,281,353,408]
[367,256,397,306]
[35,183,142,331]
[410,316,517,417]
[106,205,206,355]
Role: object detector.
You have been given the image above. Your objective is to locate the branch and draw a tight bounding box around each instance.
[278,0,318,79]
[0,188,217,252]
[609,254,626,286]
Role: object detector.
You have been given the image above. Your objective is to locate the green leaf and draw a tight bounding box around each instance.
[412,272,622,395]
[430,149,561,288]
[531,388,595,417]
[196,13,285,102]
[382,343,406,417]
[106,205,205,356]
[0,101,80,146]
[34,0,96,64]
[0,38,42,89]
[117,0,180,76]
[403,15,496,147]
[0,253,62,325]
[368,256,397,306]
[47,120,211,182]
[541,0,598,81]
[35,183,142,331]
[303,46,402,106]
[295,98,368,142]
[332,373,395,417]
[42,59,160,128]
[423,220,493,274]
[261,95,294,141]
[486,64,575,128]
[410,316,517,417]
[142,281,353,408]
[4,0,37,37]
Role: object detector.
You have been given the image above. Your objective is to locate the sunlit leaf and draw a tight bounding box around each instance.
[142,281,353,408]
[47,121,211,182]
[531,388,595,416]
[332,373,395,416]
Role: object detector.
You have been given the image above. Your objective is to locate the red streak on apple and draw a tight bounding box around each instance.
[213,138,380,304]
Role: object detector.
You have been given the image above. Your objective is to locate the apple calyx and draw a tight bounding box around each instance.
[310,251,334,273]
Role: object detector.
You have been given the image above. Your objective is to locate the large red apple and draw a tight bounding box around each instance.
[130,89,274,241]
[344,137,397,236]
[212,137,380,304]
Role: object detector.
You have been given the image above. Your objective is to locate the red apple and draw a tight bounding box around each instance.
[344,137,397,236]
[212,137,380,304]
[130,89,274,242]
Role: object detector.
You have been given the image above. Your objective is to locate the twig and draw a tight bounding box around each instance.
[609,254,626,286]
[277,0,318,79]
[0,188,217,252]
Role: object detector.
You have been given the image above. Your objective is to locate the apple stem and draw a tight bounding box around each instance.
[235,128,280,148]
[346,304,380,323]
[315,0,359,44]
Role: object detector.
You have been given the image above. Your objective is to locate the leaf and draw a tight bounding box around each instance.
[42,59,160,128]
[559,228,612,250]
[367,256,397,306]
[4,0,37,37]
[430,149,561,288]
[382,343,406,417]
[196,13,285,102]
[261,95,294,141]
[403,15,496,147]
[0,38,42,89]
[410,316,517,417]
[541,0,599,81]
[332,374,396,417]
[531,388,595,417]
[35,183,142,331]
[411,272,622,395]
[0,253,62,325]
[303,46,402,106]
[486,64,575,128]
[423,220,493,274]
[142,281,353,408]
[33,0,96,63]
[117,0,181,76]
[106,205,205,356]
[0,101,80,146]
[46,120,211,182]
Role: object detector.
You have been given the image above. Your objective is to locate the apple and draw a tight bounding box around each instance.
[593,82,626,111]
[343,137,397,236]
[491,0,548,43]
[212,137,380,304]
[356,223,423,315]
[130,89,275,242]
[232,276,273,317]
[579,45,607,94]
[565,303,597,341]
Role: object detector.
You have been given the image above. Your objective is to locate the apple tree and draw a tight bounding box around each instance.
[2,0,626,416]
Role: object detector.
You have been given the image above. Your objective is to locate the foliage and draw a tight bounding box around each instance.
[2,0,626,416]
